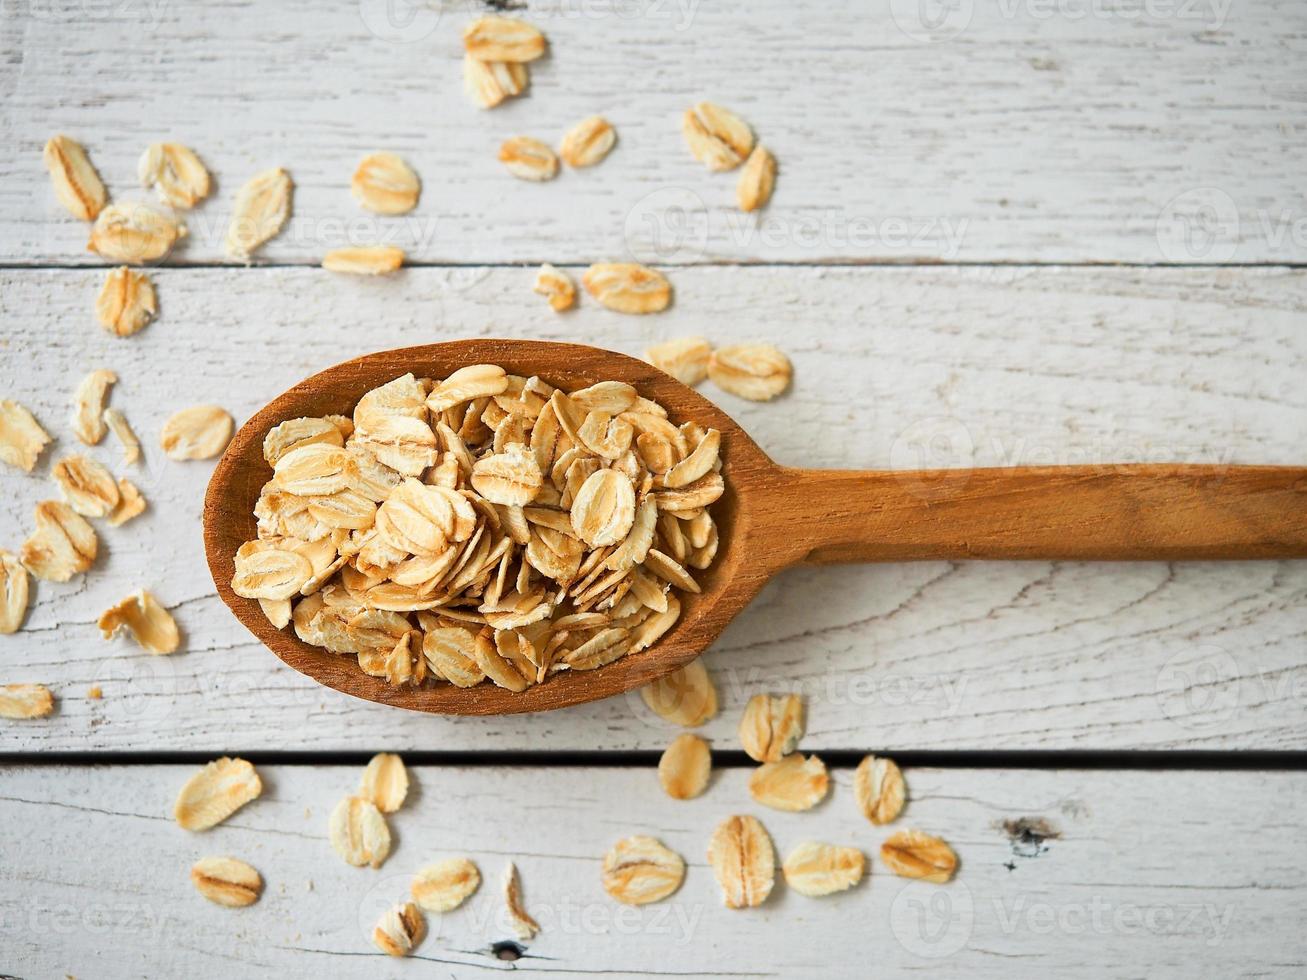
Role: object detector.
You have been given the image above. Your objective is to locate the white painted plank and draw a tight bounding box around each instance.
[1,763,1302,977]
[4,0,1306,264]
[0,264,1304,752]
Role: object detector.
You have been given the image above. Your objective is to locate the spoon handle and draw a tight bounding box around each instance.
[766,464,1307,564]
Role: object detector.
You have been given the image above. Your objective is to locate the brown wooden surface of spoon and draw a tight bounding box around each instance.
[203,340,1307,716]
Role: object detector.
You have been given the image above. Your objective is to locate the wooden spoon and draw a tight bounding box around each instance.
[203,339,1307,715]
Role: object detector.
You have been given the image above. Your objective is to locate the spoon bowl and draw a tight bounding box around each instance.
[204,339,1307,715]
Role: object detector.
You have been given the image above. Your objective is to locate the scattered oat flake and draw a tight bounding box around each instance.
[322,246,405,275]
[639,660,718,726]
[88,203,186,264]
[0,684,54,719]
[602,836,685,906]
[108,478,147,526]
[139,143,211,210]
[499,137,558,182]
[560,116,616,168]
[174,757,262,831]
[502,862,540,940]
[462,54,527,109]
[707,815,775,909]
[43,135,107,221]
[658,733,711,800]
[463,17,546,62]
[533,263,576,311]
[359,753,408,813]
[736,145,776,213]
[328,796,391,868]
[20,500,97,582]
[98,590,180,654]
[782,842,865,897]
[708,343,792,401]
[160,405,233,460]
[0,401,51,471]
[225,168,292,261]
[738,693,804,762]
[411,857,481,913]
[582,263,671,315]
[644,337,712,386]
[0,552,30,634]
[104,409,142,465]
[72,369,117,445]
[374,901,426,957]
[854,754,906,825]
[191,856,262,907]
[683,102,754,171]
[351,153,420,215]
[881,830,957,883]
[748,753,829,812]
[96,267,157,337]
[52,454,120,518]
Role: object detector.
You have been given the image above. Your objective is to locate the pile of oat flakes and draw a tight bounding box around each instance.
[232,365,724,690]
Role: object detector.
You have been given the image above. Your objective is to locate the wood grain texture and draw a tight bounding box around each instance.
[3,763,1304,977]
[787,464,1307,563]
[1,264,1305,750]
[3,0,1306,264]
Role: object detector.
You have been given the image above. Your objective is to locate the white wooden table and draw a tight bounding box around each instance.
[2,2,1305,976]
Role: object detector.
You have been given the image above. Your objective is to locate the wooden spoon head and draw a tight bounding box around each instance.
[203,339,781,715]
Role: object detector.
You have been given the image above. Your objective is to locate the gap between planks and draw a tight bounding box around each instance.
[5,749,1307,770]
[3,260,1307,271]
